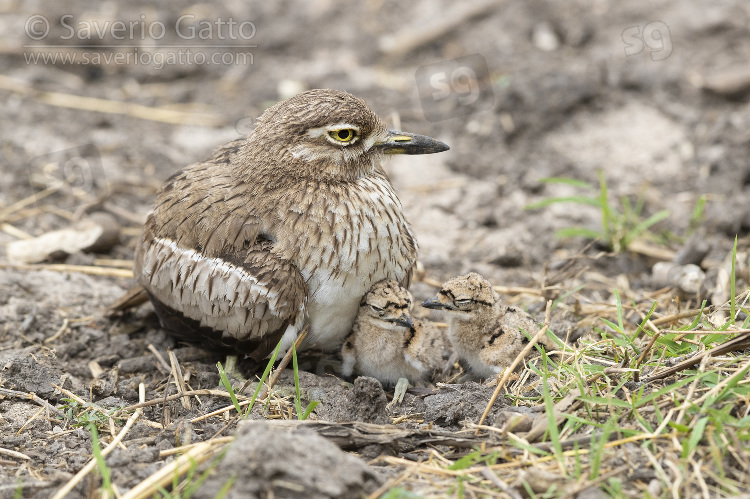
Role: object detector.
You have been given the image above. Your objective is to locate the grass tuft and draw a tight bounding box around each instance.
[526,171,670,252]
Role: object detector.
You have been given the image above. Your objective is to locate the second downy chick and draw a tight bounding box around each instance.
[422,272,558,379]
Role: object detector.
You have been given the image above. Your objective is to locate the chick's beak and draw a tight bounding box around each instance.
[375,130,450,155]
[388,313,414,329]
[421,298,447,310]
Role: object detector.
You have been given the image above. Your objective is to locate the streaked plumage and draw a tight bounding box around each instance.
[134,89,449,360]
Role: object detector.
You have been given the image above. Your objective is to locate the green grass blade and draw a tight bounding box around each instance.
[290,340,319,421]
[243,338,284,419]
[88,424,113,496]
[542,373,564,470]
[682,416,710,459]
[622,195,634,223]
[448,450,483,470]
[182,447,230,498]
[293,342,303,419]
[731,235,737,325]
[678,300,707,331]
[556,227,605,240]
[551,284,584,312]
[741,308,750,329]
[632,301,658,343]
[525,195,601,210]
[598,170,611,242]
[380,487,424,499]
[600,318,622,334]
[215,475,237,499]
[217,362,242,414]
[508,438,551,456]
[538,177,595,189]
[590,416,617,479]
[578,395,633,409]
[689,194,706,231]
[637,375,701,407]
[622,209,670,247]
[301,401,319,420]
[705,360,750,409]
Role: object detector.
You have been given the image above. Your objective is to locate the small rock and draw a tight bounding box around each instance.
[647,478,662,497]
[493,410,534,433]
[652,262,705,295]
[511,467,567,494]
[424,382,499,426]
[673,234,711,266]
[701,65,750,98]
[532,22,560,52]
[342,377,389,424]
[576,486,609,499]
[6,212,120,264]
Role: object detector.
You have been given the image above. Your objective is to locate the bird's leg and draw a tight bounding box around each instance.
[223,354,247,384]
[443,351,460,376]
[388,377,411,406]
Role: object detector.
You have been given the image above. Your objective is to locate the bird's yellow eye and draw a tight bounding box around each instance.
[328,128,357,143]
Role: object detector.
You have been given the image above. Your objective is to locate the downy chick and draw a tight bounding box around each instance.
[342,280,444,403]
[422,273,558,379]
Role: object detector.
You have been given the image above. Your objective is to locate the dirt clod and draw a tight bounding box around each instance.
[195,421,382,499]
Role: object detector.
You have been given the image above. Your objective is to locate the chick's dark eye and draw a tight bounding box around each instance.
[328,129,357,143]
[370,305,383,313]
[455,299,473,306]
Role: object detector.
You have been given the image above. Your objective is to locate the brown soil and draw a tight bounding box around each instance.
[2,1,750,497]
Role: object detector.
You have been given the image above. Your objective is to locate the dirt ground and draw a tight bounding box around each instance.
[2,0,750,497]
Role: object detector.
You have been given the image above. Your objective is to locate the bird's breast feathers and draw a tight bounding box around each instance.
[296,175,417,348]
[138,172,416,352]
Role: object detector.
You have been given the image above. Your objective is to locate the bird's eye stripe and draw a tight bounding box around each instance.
[382,300,409,310]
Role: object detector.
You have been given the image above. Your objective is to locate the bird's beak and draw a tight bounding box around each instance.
[388,313,415,329]
[375,130,450,155]
[421,298,447,310]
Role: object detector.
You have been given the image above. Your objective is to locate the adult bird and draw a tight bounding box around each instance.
[134,89,449,362]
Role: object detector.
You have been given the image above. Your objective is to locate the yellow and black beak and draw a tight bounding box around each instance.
[376,130,450,155]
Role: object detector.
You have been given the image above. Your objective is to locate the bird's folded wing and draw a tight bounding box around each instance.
[407,323,446,373]
[139,236,306,357]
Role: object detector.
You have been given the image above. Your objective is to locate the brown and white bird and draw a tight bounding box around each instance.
[422,273,558,379]
[134,89,449,361]
[341,280,444,404]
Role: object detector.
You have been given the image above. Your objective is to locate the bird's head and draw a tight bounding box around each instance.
[422,273,499,321]
[358,280,415,330]
[247,89,449,181]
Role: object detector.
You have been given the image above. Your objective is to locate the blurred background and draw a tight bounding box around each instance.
[3,2,750,494]
[1,0,750,292]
